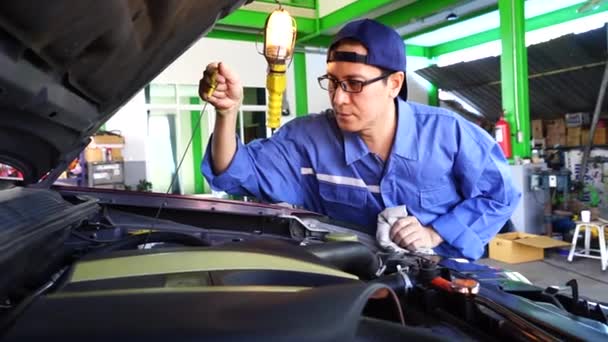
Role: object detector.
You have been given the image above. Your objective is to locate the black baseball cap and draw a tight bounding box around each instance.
[327,19,408,101]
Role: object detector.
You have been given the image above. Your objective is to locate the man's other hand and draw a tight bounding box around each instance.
[389,216,444,251]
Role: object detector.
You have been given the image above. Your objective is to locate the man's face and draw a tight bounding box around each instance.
[326,41,401,133]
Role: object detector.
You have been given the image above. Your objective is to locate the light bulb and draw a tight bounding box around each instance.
[264,9,295,63]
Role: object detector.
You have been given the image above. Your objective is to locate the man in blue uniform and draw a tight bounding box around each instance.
[199,19,521,260]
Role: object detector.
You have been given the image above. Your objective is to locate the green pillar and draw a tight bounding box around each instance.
[293,52,309,117]
[499,0,530,158]
[428,83,438,107]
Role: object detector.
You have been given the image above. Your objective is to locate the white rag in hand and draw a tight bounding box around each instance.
[376,206,409,253]
[376,205,436,255]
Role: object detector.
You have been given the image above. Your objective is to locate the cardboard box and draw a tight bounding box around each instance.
[531,120,543,140]
[545,134,566,147]
[84,134,125,162]
[84,148,103,162]
[489,232,570,264]
[567,127,582,146]
[594,127,607,145]
[581,129,590,146]
[84,148,123,162]
[579,128,607,146]
[566,136,580,146]
[545,118,566,135]
[90,134,125,146]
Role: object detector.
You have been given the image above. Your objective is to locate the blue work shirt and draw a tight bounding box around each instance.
[202,99,521,260]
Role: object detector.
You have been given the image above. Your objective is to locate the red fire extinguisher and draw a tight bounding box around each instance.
[495,116,512,158]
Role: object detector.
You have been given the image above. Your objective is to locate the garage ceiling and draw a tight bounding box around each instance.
[210,0,607,60]
[208,0,608,121]
[415,26,608,120]
[210,0,499,52]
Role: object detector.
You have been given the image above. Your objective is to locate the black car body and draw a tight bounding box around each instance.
[0,1,607,341]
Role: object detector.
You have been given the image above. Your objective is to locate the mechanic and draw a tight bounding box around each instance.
[199,19,521,260]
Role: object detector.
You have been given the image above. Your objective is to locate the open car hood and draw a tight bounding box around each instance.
[0,0,249,184]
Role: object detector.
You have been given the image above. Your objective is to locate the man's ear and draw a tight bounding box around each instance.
[388,71,405,98]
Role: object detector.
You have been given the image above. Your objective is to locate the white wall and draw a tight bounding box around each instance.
[105,90,147,161]
[104,90,147,188]
[305,53,332,114]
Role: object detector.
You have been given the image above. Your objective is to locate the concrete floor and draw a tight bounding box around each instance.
[478,249,608,302]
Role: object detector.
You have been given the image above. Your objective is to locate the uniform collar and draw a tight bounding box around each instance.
[343,130,369,165]
[343,99,418,165]
[393,100,419,161]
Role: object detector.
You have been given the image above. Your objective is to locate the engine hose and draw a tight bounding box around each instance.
[88,231,210,256]
[303,241,381,280]
[371,271,416,297]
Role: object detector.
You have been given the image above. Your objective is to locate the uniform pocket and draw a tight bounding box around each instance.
[318,182,369,223]
[319,182,368,206]
[419,184,461,215]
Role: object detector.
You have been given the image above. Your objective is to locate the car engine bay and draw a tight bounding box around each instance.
[1,186,608,341]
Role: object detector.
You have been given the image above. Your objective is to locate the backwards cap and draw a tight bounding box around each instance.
[328,19,407,100]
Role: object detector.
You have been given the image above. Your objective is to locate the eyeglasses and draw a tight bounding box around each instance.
[317,73,392,93]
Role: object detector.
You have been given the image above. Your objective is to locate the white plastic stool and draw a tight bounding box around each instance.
[567,221,608,271]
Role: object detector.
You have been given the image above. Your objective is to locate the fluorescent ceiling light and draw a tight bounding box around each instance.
[435,10,607,67]
[405,0,596,47]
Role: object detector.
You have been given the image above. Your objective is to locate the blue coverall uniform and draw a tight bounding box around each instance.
[202,99,521,260]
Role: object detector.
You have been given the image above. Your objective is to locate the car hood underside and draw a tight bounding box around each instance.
[0,0,247,183]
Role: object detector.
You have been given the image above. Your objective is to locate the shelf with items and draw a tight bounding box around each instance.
[533,114,608,151]
[84,132,125,163]
[85,160,125,189]
[80,132,126,189]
